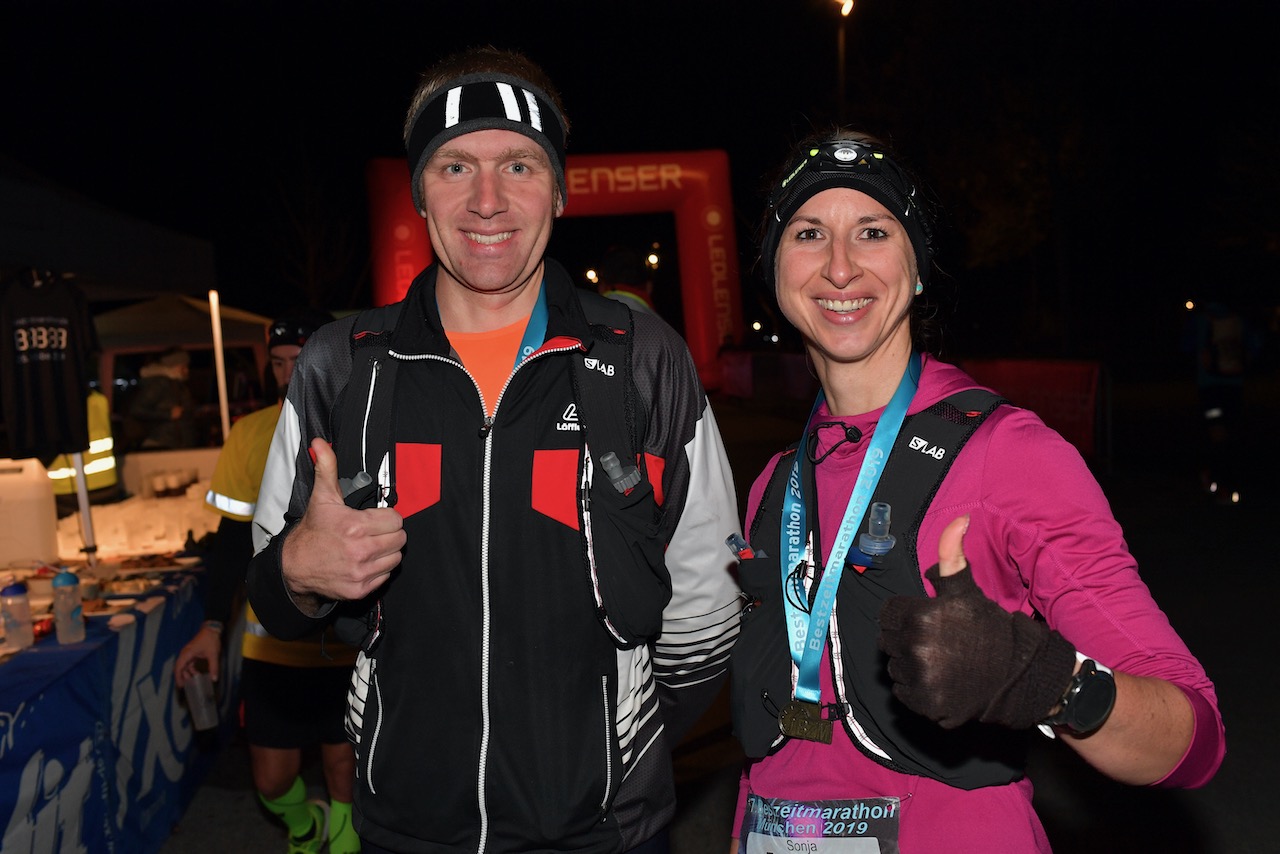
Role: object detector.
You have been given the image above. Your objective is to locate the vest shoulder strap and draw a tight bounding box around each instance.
[329,309,400,652]
[570,292,642,469]
[333,309,400,505]
[856,387,1006,574]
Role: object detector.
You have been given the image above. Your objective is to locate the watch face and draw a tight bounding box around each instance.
[1069,671,1116,733]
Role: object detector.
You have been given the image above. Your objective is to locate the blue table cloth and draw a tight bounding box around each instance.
[0,569,239,853]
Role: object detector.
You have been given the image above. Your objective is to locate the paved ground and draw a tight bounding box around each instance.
[161,367,1278,853]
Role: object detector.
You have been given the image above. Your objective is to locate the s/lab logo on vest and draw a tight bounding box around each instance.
[909,435,946,460]
[557,403,581,431]
[583,357,615,376]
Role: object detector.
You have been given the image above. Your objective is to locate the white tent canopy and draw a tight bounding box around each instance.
[92,294,271,408]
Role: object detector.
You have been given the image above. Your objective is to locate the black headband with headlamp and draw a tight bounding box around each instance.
[405,72,568,216]
[269,312,330,349]
[761,140,934,287]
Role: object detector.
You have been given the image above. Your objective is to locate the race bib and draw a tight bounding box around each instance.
[741,793,901,854]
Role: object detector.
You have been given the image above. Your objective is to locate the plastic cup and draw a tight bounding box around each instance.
[184,671,219,731]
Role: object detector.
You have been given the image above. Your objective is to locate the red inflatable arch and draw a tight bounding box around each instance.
[366,150,743,390]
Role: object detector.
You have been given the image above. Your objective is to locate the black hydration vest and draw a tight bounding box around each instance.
[329,289,669,653]
[730,389,1036,790]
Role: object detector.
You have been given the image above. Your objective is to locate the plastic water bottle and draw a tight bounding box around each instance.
[52,570,86,645]
[1,581,36,651]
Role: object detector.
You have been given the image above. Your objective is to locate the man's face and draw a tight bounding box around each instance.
[269,344,303,396]
[419,128,562,299]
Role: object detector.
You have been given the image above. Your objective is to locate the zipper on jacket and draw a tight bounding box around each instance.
[580,449,629,647]
[492,338,582,417]
[476,341,583,852]
[389,349,491,422]
[365,665,385,793]
[476,423,495,854]
[360,358,380,471]
[388,340,585,853]
[361,358,397,508]
[388,339,583,430]
[597,675,614,817]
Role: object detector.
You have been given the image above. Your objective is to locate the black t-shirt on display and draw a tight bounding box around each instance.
[0,269,98,460]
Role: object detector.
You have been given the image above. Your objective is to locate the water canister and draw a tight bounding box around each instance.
[0,458,59,567]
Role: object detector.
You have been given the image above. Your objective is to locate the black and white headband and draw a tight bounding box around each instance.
[405,72,568,215]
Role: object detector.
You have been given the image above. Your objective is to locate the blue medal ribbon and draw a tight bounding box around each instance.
[779,351,921,705]
[516,281,549,367]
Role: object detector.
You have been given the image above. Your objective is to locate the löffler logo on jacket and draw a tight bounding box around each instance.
[557,403,581,431]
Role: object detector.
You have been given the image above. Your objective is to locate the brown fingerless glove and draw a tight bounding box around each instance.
[877,563,1077,730]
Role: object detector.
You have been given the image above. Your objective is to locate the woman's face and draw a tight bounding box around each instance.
[774,187,917,370]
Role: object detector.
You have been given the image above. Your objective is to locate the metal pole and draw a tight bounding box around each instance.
[71,451,98,571]
[208,289,231,443]
[837,19,846,122]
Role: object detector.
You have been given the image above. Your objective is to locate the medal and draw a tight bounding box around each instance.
[778,699,833,743]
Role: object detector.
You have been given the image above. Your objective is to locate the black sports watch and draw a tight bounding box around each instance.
[1041,658,1116,735]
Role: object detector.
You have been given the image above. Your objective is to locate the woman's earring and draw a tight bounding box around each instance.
[914,281,924,296]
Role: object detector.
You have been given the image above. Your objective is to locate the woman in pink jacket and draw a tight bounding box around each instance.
[727,129,1224,853]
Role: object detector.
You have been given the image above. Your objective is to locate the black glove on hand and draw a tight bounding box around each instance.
[877,563,1077,730]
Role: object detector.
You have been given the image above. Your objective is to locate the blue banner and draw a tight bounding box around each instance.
[0,571,238,853]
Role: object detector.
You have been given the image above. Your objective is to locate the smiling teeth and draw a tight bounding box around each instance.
[818,297,872,312]
[467,231,512,245]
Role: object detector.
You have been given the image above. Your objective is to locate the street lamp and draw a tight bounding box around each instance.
[835,0,854,121]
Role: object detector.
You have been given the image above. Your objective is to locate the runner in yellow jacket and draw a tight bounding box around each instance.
[175,310,359,854]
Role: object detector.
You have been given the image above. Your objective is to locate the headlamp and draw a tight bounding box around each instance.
[269,314,329,350]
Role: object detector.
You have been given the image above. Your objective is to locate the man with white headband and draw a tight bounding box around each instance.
[246,46,741,853]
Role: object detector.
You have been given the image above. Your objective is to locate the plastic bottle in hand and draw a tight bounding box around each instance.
[52,570,86,644]
[1,581,36,651]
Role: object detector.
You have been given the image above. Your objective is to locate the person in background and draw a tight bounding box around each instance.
[175,310,360,854]
[727,129,1225,852]
[128,347,196,449]
[48,387,120,515]
[597,244,658,316]
[245,46,741,853]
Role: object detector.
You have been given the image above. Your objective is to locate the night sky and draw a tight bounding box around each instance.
[3,0,1276,375]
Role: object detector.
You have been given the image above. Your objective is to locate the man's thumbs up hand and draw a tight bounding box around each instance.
[877,515,1077,730]
[281,438,406,603]
[309,435,352,507]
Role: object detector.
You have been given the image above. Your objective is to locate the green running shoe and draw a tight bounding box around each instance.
[286,800,328,854]
[328,800,360,854]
